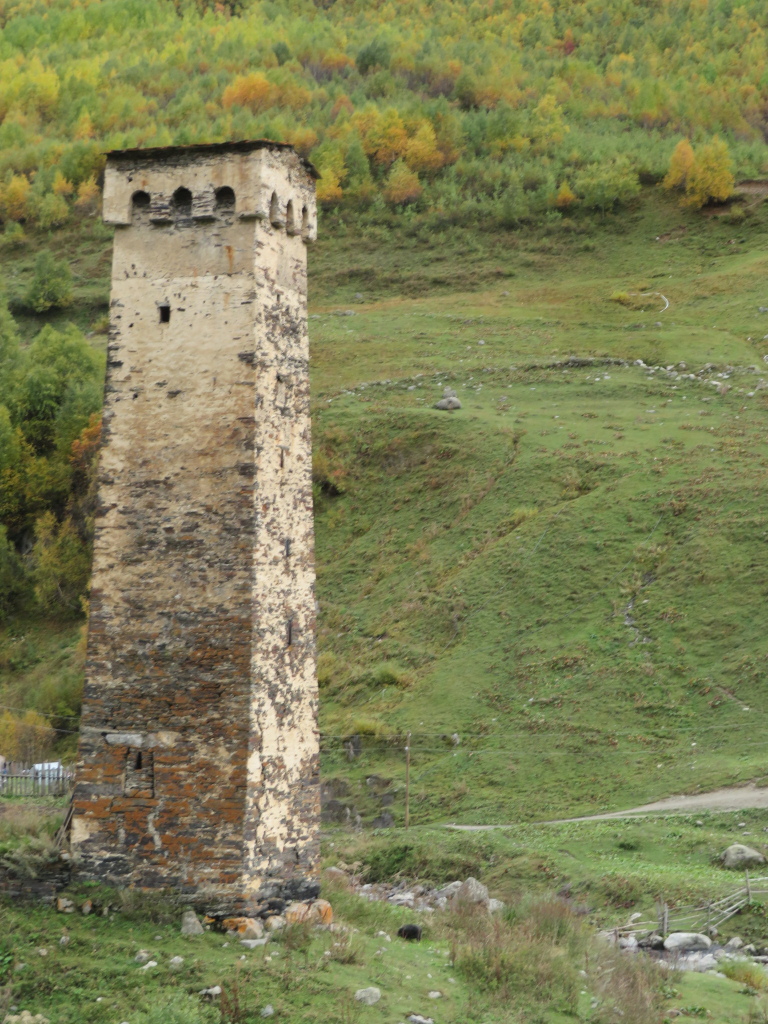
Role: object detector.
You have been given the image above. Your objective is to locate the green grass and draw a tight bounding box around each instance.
[5,190,768,1020]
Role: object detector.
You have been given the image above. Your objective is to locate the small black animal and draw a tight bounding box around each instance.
[397,923,422,941]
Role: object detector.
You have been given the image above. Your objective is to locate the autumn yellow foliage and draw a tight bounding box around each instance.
[2,175,31,221]
[663,139,695,190]
[664,136,735,209]
[383,160,422,205]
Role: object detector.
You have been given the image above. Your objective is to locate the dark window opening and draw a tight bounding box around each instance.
[124,747,154,797]
[279,447,285,468]
[159,303,171,323]
[171,186,193,216]
[284,538,291,557]
[301,205,310,237]
[270,191,282,227]
[215,186,235,211]
[286,199,297,234]
[287,619,293,646]
[132,190,150,212]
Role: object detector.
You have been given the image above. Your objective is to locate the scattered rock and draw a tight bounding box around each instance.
[436,881,463,900]
[59,935,70,947]
[456,877,489,906]
[725,936,744,951]
[372,811,395,829]
[264,915,285,932]
[285,899,333,925]
[223,916,264,940]
[181,910,204,936]
[199,986,222,1000]
[241,938,269,949]
[720,844,765,869]
[134,950,152,964]
[56,897,74,914]
[81,900,93,916]
[169,956,184,970]
[427,990,443,999]
[618,935,638,950]
[488,898,505,914]
[35,948,47,957]
[2,1014,50,1024]
[745,943,758,955]
[354,987,381,1006]
[260,1007,275,1019]
[407,1016,434,1024]
[434,397,462,411]
[321,799,352,824]
[663,933,712,952]
[322,866,349,885]
[141,961,158,970]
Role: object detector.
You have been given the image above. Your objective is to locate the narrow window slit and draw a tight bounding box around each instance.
[284,538,291,558]
[159,303,171,323]
[287,619,293,646]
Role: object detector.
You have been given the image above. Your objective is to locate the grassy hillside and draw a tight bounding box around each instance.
[4,190,768,825]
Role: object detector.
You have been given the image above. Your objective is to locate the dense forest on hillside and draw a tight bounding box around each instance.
[0,0,766,228]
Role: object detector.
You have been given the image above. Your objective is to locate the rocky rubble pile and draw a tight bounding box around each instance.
[325,867,505,915]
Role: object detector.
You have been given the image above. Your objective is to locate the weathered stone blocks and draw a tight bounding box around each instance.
[70,141,320,912]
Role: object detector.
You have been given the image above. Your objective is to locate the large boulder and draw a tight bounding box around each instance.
[455,877,489,906]
[354,987,381,1006]
[721,844,766,870]
[663,933,712,952]
[180,910,204,936]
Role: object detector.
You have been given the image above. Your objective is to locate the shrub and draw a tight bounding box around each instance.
[682,136,734,209]
[663,139,695,191]
[23,251,73,312]
[356,39,390,75]
[383,160,422,205]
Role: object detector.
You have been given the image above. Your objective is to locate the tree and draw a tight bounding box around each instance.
[2,175,31,221]
[33,193,69,230]
[31,512,90,616]
[23,251,73,312]
[663,139,695,191]
[316,167,343,205]
[555,181,577,209]
[0,524,27,621]
[405,122,444,175]
[682,137,734,209]
[383,161,422,205]
[574,158,640,218]
[356,39,390,76]
[222,73,273,112]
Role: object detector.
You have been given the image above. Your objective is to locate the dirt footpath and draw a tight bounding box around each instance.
[445,784,768,830]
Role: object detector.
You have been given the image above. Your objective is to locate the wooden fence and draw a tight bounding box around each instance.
[0,762,73,798]
[612,871,768,939]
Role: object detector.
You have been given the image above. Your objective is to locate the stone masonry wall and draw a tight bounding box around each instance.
[71,143,320,912]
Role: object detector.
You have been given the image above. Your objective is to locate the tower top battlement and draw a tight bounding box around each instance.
[102,139,318,239]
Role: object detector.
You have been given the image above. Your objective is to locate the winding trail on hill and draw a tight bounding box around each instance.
[444,784,768,829]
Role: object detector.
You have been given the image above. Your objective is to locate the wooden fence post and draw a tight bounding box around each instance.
[746,869,752,905]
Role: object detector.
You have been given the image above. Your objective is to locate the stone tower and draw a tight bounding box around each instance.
[70,141,320,912]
